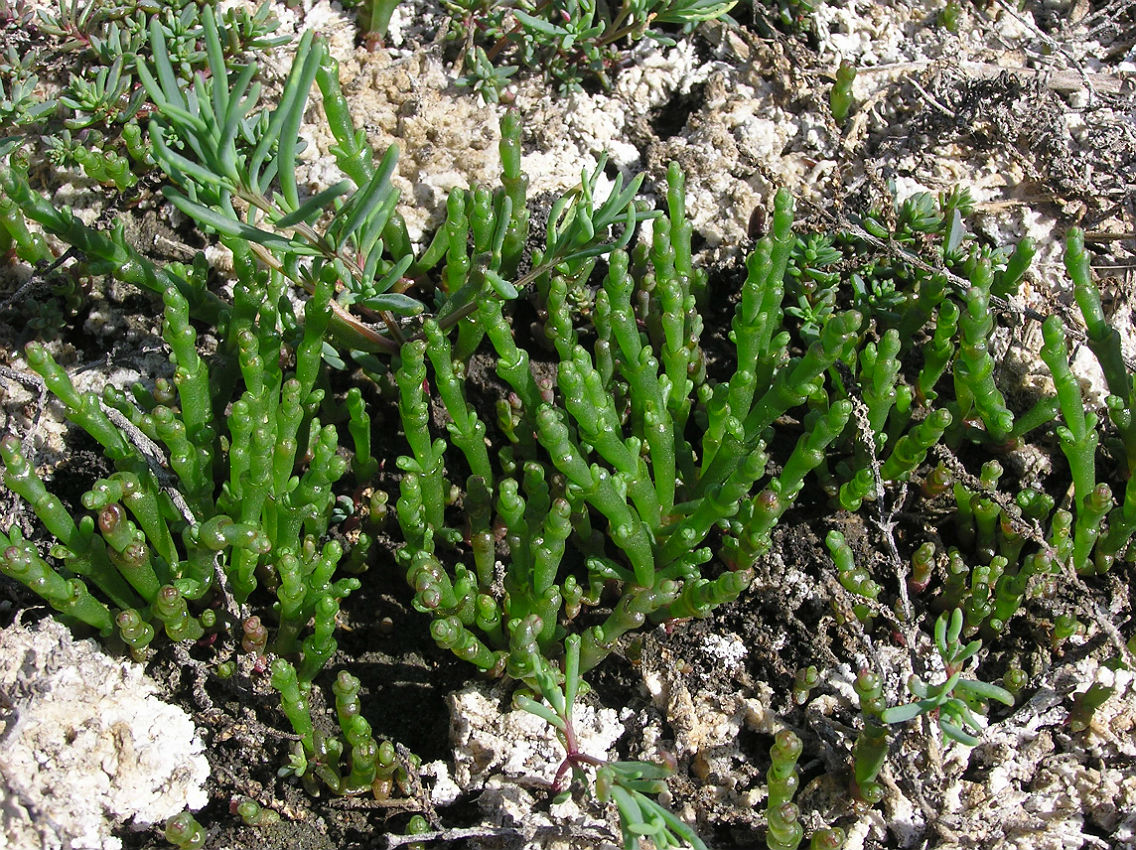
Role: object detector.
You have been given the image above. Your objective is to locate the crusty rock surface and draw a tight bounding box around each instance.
[0,617,208,850]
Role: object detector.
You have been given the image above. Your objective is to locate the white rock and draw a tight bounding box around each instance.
[0,618,209,850]
[447,682,630,845]
[449,683,628,789]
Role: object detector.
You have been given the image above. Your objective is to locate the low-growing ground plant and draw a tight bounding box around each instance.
[2,5,1135,849]
[442,0,738,98]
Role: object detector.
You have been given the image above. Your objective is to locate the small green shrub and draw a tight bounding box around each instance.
[394,169,858,681]
[880,609,1015,746]
[517,633,709,850]
[443,0,738,98]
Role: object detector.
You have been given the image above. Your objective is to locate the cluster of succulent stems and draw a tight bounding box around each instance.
[392,174,862,691]
[5,17,1136,847]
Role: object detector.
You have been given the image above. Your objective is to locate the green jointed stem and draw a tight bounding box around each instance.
[994,236,1034,296]
[442,190,471,297]
[423,318,493,485]
[274,549,307,653]
[650,211,697,426]
[579,582,680,672]
[296,276,334,397]
[917,299,958,401]
[658,444,769,568]
[407,550,468,618]
[333,670,363,728]
[469,187,496,256]
[432,615,504,671]
[830,60,856,125]
[743,309,861,439]
[165,813,206,850]
[346,387,379,480]
[1100,470,1136,558]
[116,608,156,651]
[732,235,788,419]
[828,530,879,607]
[1,528,114,633]
[274,378,305,494]
[663,565,751,619]
[85,471,180,570]
[767,727,804,845]
[499,110,529,274]
[1066,228,1127,396]
[0,191,51,262]
[533,497,573,596]
[778,400,853,498]
[1074,483,1112,575]
[767,189,796,294]
[880,407,953,481]
[280,424,346,540]
[861,329,901,435]
[1040,316,1098,508]
[810,828,846,850]
[99,504,161,600]
[2,436,140,609]
[767,802,804,850]
[299,595,340,682]
[24,343,133,461]
[2,435,84,546]
[559,347,660,527]
[605,249,646,372]
[315,52,374,187]
[163,286,214,453]
[768,727,803,810]
[479,296,543,412]
[972,495,1000,562]
[272,658,316,758]
[644,399,676,515]
[395,340,447,529]
[339,714,379,793]
[898,272,947,342]
[852,717,888,805]
[152,584,205,641]
[955,281,1013,441]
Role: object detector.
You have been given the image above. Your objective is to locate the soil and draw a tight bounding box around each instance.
[2,1,1136,849]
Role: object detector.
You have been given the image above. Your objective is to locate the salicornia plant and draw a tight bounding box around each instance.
[6,7,1136,842]
[763,727,846,849]
[5,265,350,621]
[0,262,390,794]
[829,60,856,125]
[394,166,860,678]
[387,164,863,843]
